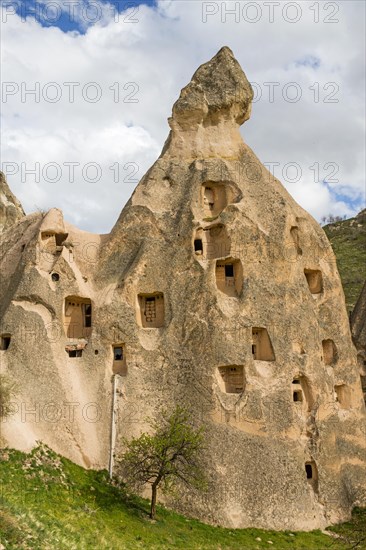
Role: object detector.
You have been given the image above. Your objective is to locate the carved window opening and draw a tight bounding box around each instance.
[293,390,303,402]
[305,463,313,479]
[68,349,82,358]
[55,233,68,246]
[145,298,156,321]
[218,365,245,394]
[194,239,203,254]
[292,378,303,402]
[64,297,92,338]
[252,328,275,361]
[292,376,313,410]
[138,293,164,328]
[304,269,323,295]
[194,224,231,260]
[0,334,11,351]
[202,183,228,218]
[225,264,234,278]
[113,344,127,375]
[215,259,243,297]
[334,384,351,409]
[305,461,318,492]
[204,187,214,211]
[83,303,92,328]
[114,347,123,361]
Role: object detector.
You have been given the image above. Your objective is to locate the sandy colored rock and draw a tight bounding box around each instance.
[0,47,365,531]
[0,172,25,234]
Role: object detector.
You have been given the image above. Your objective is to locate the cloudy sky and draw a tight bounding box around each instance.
[1,0,365,233]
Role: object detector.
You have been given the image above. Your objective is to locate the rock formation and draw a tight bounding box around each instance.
[0,172,25,233]
[1,47,365,531]
[351,280,366,403]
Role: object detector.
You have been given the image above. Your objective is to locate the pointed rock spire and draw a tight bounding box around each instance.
[164,47,253,159]
[172,46,253,128]
[0,171,25,233]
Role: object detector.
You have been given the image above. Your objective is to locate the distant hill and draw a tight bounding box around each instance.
[323,209,366,313]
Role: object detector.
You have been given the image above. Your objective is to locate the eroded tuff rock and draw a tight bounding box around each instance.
[1,47,365,531]
[351,280,366,402]
[0,172,25,233]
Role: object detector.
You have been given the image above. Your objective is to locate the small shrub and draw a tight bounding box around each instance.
[0,374,16,419]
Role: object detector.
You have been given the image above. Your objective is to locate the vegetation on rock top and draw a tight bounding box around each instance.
[324,209,366,312]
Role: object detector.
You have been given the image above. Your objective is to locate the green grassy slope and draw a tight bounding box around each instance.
[0,445,365,550]
[323,210,366,313]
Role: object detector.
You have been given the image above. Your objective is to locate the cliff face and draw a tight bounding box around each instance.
[351,281,366,402]
[0,172,25,234]
[1,47,365,531]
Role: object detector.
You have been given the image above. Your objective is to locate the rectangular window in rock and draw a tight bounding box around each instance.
[291,376,313,411]
[304,269,323,294]
[194,224,231,260]
[113,344,127,375]
[114,346,123,361]
[64,297,92,338]
[194,239,203,254]
[204,187,214,211]
[252,328,275,361]
[83,303,92,328]
[215,259,243,297]
[68,349,82,358]
[0,334,11,351]
[335,384,351,409]
[225,264,234,278]
[292,379,303,402]
[65,342,86,358]
[138,293,164,328]
[202,183,229,218]
[293,390,303,402]
[305,461,318,492]
[218,365,245,394]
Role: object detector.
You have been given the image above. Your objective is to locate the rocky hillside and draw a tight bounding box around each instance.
[323,209,366,313]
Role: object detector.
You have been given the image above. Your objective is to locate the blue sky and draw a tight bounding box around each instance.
[10,0,157,33]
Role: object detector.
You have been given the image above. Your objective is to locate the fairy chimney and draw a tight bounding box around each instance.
[1,47,365,531]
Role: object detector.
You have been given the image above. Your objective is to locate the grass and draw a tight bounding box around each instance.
[323,212,366,313]
[0,444,365,549]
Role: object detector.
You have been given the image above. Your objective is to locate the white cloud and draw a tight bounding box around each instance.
[1,0,365,232]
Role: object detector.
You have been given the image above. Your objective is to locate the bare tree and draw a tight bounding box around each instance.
[117,406,206,520]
